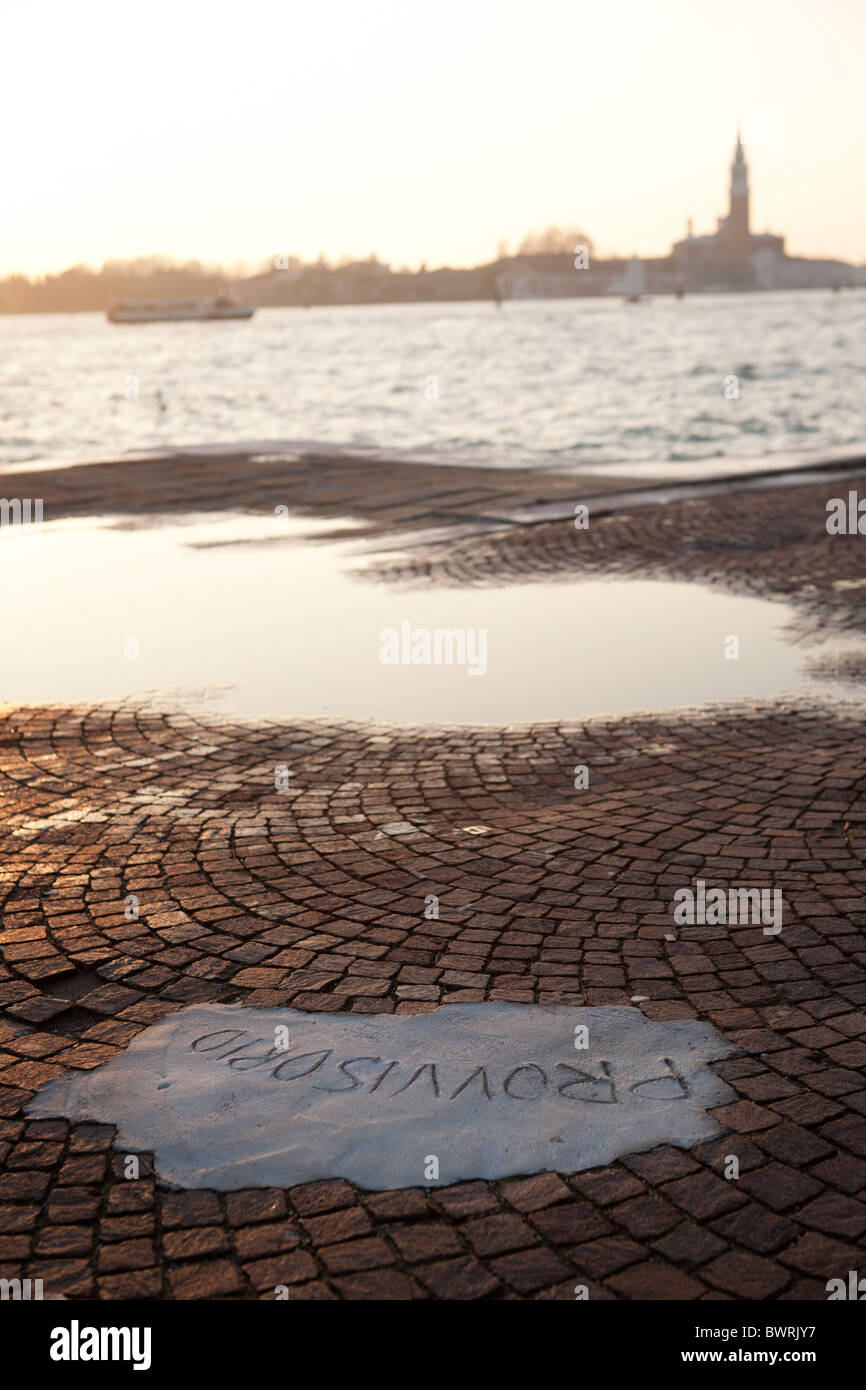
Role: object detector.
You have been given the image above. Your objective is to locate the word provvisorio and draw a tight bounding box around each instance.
[190,1028,698,1105]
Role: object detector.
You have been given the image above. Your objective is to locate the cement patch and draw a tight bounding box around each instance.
[27,1002,738,1191]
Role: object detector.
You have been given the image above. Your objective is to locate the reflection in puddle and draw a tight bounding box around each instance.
[0,513,853,725]
[801,649,866,686]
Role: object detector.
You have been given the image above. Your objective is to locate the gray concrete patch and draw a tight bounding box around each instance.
[28,1002,739,1191]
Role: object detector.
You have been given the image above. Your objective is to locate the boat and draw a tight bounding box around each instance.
[622,257,647,303]
[605,256,649,303]
[107,292,254,324]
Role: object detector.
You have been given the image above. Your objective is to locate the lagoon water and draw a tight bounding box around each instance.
[2,289,865,471]
[3,291,862,724]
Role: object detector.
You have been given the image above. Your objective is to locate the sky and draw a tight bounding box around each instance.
[3,0,865,277]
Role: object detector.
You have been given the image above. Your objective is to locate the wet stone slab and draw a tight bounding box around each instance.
[27,1002,739,1191]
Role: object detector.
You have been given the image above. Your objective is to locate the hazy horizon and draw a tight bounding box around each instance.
[4,0,865,278]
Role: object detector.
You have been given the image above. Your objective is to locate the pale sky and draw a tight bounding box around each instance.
[4,0,865,276]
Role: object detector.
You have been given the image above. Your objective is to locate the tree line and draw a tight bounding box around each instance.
[0,230,596,313]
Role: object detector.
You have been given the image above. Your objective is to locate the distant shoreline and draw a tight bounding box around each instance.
[1,282,864,319]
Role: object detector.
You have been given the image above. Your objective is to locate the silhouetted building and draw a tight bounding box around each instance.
[671,131,851,291]
[672,131,784,287]
[728,131,750,255]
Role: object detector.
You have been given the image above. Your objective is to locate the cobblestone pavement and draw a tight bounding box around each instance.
[1,693,865,1300]
[4,450,642,537]
[362,471,866,645]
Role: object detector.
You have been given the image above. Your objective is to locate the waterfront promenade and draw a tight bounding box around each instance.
[1,454,864,1300]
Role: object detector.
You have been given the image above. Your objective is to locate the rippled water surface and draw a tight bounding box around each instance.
[2,290,865,469]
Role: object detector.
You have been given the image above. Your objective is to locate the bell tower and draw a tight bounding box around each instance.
[728,127,750,255]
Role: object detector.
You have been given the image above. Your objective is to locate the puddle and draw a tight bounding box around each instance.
[0,513,849,724]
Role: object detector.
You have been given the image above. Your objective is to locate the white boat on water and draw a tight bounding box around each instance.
[107,293,254,324]
[622,257,647,303]
[605,256,648,302]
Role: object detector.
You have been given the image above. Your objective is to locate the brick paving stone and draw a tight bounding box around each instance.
[289,1179,356,1217]
[232,1222,300,1260]
[301,1206,372,1246]
[820,1116,866,1158]
[0,1171,50,1201]
[462,1211,537,1257]
[386,1222,463,1262]
[612,1194,682,1239]
[702,1250,791,1298]
[225,1190,287,1226]
[709,1100,779,1133]
[709,1206,798,1255]
[45,1189,101,1223]
[168,1258,244,1299]
[755,1123,836,1166]
[414,1256,500,1295]
[651,1223,728,1267]
[796,1192,866,1240]
[106,1184,154,1215]
[738,1164,823,1212]
[163,1226,229,1261]
[26,1258,94,1298]
[0,1204,39,1234]
[279,1280,339,1300]
[501,1172,572,1211]
[809,1155,866,1194]
[97,1239,157,1274]
[332,1269,419,1299]
[434,1182,499,1219]
[320,1236,394,1274]
[778,1279,828,1302]
[99,1269,163,1299]
[488,1247,571,1293]
[780,1232,862,1279]
[242,1251,317,1290]
[571,1169,644,1206]
[364,1189,430,1221]
[99,1214,154,1241]
[567,1234,646,1278]
[0,1234,31,1260]
[606,1261,705,1300]
[662,1173,746,1221]
[623,1147,701,1183]
[160,1192,222,1228]
[540,1277,617,1301]
[34,1225,93,1257]
[531,1202,613,1246]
